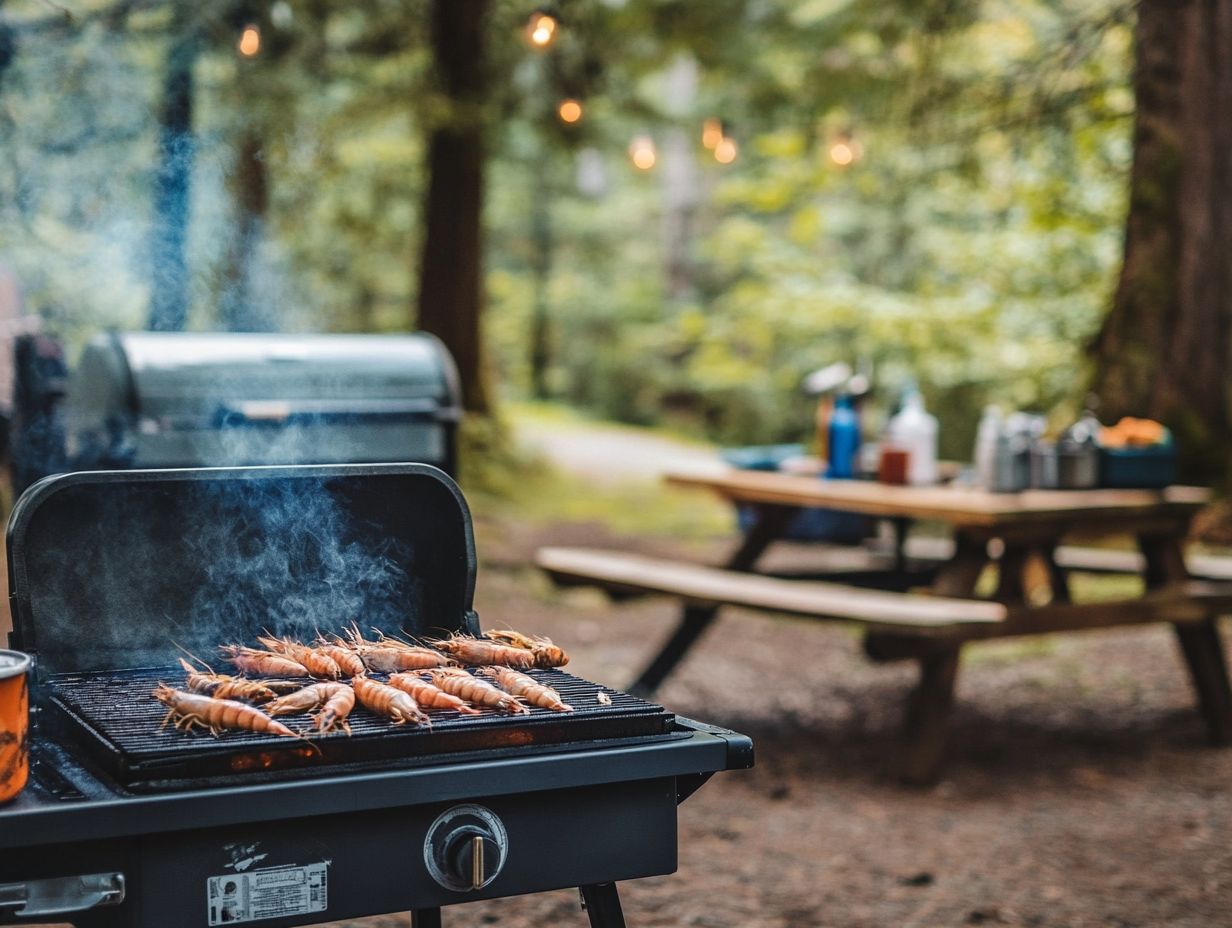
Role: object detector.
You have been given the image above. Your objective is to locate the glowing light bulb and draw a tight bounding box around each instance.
[629,136,656,171]
[527,12,559,49]
[702,118,723,150]
[238,24,261,57]
[558,99,583,124]
[829,140,855,166]
[714,137,738,164]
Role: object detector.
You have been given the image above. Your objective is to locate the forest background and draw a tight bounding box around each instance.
[0,0,1204,477]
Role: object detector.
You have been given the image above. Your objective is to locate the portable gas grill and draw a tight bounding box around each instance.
[0,463,751,928]
[11,332,463,493]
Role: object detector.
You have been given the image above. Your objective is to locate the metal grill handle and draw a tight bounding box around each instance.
[0,872,125,917]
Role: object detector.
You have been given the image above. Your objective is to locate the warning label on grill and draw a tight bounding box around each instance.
[207,861,329,925]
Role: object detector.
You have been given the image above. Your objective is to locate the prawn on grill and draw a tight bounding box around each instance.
[266,683,355,734]
[311,637,367,677]
[427,634,536,670]
[257,635,342,679]
[178,658,278,703]
[478,667,573,712]
[484,629,570,669]
[220,645,311,678]
[388,672,481,714]
[153,684,299,738]
[427,669,529,714]
[351,675,431,726]
[344,626,453,672]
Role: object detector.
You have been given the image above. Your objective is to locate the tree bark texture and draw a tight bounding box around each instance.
[529,151,553,400]
[1092,0,1232,486]
[148,28,198,332]
[219,130,271,331]
[416,0,490,414]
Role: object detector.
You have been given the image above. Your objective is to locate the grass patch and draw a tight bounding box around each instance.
[473,463,733,539]
[505,399,718,449]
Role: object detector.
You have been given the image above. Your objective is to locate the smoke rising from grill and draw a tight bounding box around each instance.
[187,478,416,646]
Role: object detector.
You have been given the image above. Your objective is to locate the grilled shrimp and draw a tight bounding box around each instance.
[351,675,430,726]
[313,684,356,734]
[178,658,278,703]
[257,636,341,679]
[265,682,340,714]
[311,639,367,677]
[265,683,356,734]
[220,645,310,678]
[484,629,570,668]
[428,635,536,670]
[427,669,529,714]
[154,684,298,738]
[388,672,481,714]
[344,627,452,672]
[478,667,573,712]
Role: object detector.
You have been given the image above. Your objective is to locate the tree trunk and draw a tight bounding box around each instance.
[1091,0,1232,486]
[416,0,490,414]
[219,130,271,331]
[528,152,553,399]
[148,27,198,332]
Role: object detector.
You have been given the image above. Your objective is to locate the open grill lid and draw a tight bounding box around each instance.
[6,463,478,676]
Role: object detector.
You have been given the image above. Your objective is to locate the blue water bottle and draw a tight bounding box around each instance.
[826,393,861,479]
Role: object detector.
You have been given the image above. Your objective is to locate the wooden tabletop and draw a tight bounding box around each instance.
[665,466,1211,529]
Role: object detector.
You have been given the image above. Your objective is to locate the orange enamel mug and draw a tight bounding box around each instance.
[0,650,31,803]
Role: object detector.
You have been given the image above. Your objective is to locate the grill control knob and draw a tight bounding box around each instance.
[446,829,501,890]
[424,804,509,892]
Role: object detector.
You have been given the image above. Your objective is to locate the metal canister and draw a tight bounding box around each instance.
[1030,440,1059,489]
[0,650,31,803]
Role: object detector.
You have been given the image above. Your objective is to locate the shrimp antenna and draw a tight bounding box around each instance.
[173,642,216,673]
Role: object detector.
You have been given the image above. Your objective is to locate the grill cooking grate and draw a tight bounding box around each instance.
[47,667,677,790]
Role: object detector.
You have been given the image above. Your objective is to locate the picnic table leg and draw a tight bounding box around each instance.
[628,503,798,698]
[1139,532,1232,744]
[930,532,989,598]
[1037,543,1072,604]
[1175,619,1232,744]
[994,545,1030,603]
[900,644,963,786]
[870,531,984,783]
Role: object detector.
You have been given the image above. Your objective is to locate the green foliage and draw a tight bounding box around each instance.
[485,0,1133,456]
[0,0,1133,462]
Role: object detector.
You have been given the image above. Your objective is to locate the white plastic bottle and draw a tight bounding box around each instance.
[887,390,938,485]
[973,405,1002,490]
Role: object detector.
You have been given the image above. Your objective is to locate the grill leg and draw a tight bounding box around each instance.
[411,907,442,928]
[580,882,627,928]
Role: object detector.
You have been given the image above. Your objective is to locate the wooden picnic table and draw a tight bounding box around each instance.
[644,467,1231,779]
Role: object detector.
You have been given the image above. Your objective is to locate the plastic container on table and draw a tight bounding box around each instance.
[885,389,938,486]
[1098,435,1178,489]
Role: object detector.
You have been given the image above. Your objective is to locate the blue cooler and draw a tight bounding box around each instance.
[720,444,872,544]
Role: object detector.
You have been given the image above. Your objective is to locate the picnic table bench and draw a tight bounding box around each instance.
[536,470,1232,784]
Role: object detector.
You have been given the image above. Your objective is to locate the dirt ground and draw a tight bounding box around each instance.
[314,515,1232,928]
[12,514,1232,928]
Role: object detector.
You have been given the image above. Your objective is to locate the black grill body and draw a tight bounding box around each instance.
[0,464,752,927]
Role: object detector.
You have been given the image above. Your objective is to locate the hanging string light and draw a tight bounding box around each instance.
[701,118,723,150]
[525,10,559,49]
[629,135,657,171]
[829,131,862,167]
[237,23,261,57]
[557,98,583,124]
[714,135,738,164]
